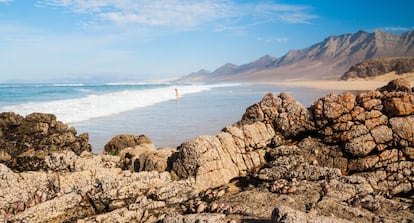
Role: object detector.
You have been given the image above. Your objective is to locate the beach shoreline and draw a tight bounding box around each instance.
[277,80,392,91]
[271,72,414,91]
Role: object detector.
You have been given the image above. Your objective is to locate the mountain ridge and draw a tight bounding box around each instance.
[179,30,414,82]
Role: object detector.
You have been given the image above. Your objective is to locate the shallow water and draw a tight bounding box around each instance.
[74,84,334,153]
[0,82,336,153]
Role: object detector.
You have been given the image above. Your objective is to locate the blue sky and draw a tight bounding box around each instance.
[0,0,413,82]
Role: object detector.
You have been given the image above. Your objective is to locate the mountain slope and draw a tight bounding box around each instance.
[180,30,414,82]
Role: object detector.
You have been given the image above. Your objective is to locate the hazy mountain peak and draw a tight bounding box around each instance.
[259,54,277,60]
[190,69,210,75]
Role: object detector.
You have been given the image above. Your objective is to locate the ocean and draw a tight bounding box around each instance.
[0,82,334,153]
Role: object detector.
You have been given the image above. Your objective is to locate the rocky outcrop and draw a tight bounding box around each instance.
[377,78,412,92]
[0,112,91,171]
[341,57,414,80]
[119,145,176,172]
[1,79,414,222]
[104,134,152,155]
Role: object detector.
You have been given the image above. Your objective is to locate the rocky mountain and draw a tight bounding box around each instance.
[180,30,414,82]
[340,57,414,80]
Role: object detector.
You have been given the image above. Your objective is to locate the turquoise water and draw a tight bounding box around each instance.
[0,83,333,153]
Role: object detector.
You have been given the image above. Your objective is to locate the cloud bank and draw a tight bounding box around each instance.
[36,0,317,30]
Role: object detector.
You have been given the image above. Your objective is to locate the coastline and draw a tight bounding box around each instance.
[277,80,392,91]
[276,72,414,91]
[1,79,414,222]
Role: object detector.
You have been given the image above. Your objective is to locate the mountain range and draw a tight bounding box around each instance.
[179,30,414,82]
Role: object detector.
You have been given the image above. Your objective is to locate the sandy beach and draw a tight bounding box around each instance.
[277,72,414,91]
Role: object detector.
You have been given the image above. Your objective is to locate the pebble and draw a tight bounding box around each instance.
[197,202,207,213]
[288,185,297,193]
[210,202,218,212]
[217,189,226,197]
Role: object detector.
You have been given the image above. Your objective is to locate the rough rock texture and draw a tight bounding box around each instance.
[0,112,91,171]
[1,79,414,222]
[377,78,412,92]
[104,134,152,155]
[172,123,273,191]
[341,57,414,80]
[119,145,176,172]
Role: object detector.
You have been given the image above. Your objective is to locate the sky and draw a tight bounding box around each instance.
[0,0,413,83]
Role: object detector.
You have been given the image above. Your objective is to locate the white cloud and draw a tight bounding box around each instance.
[0,0,13,3]
[254,2,316,24]
[257,37,288,43]
[379,26,414,32]
[37,0,233,29]
[36,0,316,30]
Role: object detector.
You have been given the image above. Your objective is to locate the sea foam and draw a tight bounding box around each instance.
[1,83,237,124]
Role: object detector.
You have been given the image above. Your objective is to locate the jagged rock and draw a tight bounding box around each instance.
[0,112,91,172]
[119,145,176,172]
[104,134,152,155]
[44,150,120,172]
[0,162,173,222]
[341,57,414,80]
[389,116,414,147]
[161,213,226,223]
[2,79,414,222]
[141,147,176,172]
[172,121,273,190]
[383,93,414,116]
[378,78,412,92]
[271,205,352,223]
[241,92,314,137]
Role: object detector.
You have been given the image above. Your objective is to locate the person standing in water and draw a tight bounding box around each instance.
[175,88,179,99]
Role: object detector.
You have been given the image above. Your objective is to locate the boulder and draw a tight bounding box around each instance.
[104,134,152,155]
[0,112,91,172]
[341,57,414,80]
[119,145,176,172]
[377,78,412,92]
[171,121,273,190]
[241,92,314,137]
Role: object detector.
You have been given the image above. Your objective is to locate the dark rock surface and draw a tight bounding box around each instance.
[341,57,414,80]
[1,79,414,222]
[0,112,91,171]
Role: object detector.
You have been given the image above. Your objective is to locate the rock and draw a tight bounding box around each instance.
[171,121,273,190]
[104,134,153,155]
[383,93,414,116]
[118,144,155,171]
[0,112,91,171]
[378,78,412,92]
[1,162,173,222]
[341,57,414,80]
[119,146,176,172]
[3,79,414,222]
[241,92,314,137]
[161,213,226,223]
[389,116,414,147]
[271,205,352,223]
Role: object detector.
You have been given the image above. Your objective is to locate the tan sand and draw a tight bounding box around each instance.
[277,72,414,91]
